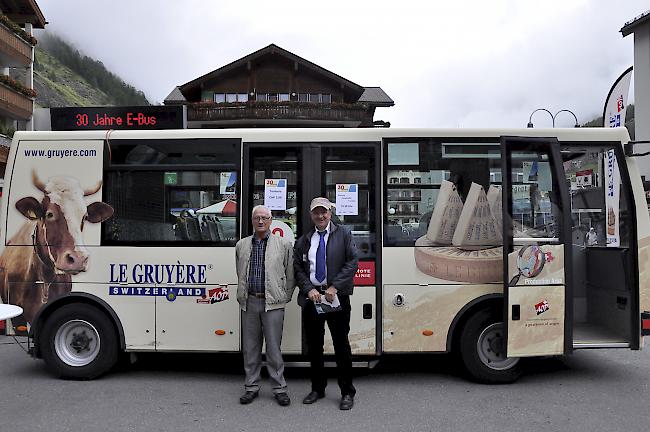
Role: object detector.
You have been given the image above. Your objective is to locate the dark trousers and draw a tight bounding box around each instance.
[303,297,356,397]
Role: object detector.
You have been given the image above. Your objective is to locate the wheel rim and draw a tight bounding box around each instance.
[476,322,519,371]
[54,319,101,367]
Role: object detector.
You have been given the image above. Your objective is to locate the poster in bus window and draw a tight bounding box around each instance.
[264,179,287,210]
[522,161,538,183]
[335,184,358,216]
[523,161,551,191]
[220,172,237,194]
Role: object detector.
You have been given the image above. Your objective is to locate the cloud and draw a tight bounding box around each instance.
[35,0,647,125]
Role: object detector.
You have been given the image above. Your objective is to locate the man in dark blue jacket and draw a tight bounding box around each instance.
[294,197,358,410]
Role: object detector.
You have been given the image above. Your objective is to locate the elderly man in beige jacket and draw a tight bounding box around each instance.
[235,205,295,406]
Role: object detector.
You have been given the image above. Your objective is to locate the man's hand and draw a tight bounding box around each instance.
[324,286,337,303]
[308,288,322,303]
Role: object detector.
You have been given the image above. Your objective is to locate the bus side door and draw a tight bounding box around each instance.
[501,137,572,357]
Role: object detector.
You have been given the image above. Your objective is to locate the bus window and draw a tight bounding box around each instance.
[102,138,240,246]
[324,146,377,260]
[507,151,561,239]
[383,138,501,246]
[249,147,300,241]
[561,145,632,248]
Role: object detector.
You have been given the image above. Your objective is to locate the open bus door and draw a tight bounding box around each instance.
[501,137,572,357]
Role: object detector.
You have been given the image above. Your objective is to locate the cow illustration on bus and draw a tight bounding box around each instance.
[0,170,113,328]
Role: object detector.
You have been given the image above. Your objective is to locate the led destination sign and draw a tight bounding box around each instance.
[50,106,184,131]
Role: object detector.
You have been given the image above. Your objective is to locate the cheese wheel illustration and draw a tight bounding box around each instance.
[414,236,502,283]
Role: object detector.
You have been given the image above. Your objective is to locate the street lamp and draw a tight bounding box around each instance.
[527,108,580,128]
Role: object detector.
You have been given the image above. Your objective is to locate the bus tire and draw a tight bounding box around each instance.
[459,308,522,384]
[40,303,118,380]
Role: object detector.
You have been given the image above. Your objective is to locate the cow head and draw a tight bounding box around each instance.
[15,170,114,274]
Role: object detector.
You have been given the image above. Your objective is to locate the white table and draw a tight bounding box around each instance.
[0,304,23,320]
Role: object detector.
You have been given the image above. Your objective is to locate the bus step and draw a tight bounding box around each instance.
[283,360,378,368]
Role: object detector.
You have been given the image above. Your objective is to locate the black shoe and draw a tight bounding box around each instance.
[239,391,259,405]
[339,394,354,410]
[302,391,325,404]
[274,392,291,406]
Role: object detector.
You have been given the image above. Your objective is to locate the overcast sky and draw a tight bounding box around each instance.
[35,0,648,128]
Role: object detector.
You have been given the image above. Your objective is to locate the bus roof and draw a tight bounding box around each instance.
[12,127,630,144]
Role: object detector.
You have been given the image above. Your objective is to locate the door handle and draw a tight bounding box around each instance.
[512,305,520,321]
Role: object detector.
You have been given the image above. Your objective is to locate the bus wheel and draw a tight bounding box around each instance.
[40,303,118,379]
[459,308,522,383]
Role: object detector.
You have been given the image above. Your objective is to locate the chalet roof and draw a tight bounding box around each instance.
[164,86,186,104]
[621,9,650,36]
[0,0,47,28]
[359,87,394,107]
[179,44,365,96]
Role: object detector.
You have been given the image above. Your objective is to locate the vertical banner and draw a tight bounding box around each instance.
[605,149,620,247]
[603,66,633,128]
[335,184,358,215]
[264,179,287,210]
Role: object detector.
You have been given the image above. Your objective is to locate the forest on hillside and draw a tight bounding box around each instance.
[583,104,635,138]
[35,32,150,106]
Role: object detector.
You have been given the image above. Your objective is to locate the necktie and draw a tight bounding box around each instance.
[315,231,326,283]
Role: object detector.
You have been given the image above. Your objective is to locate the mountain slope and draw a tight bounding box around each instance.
[32,32,150,108]
[583,104,634,138]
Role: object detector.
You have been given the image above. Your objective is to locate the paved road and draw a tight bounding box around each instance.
[1,335,649,432]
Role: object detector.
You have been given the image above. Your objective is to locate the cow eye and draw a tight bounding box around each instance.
[46,211,54,219]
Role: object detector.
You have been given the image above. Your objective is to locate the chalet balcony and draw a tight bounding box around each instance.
[187,102,373,127]
[0,21,32,67]
[0,81,33,120]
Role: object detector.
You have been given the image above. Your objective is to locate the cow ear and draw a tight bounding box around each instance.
[86,202,114,223]
[16,197,43,220]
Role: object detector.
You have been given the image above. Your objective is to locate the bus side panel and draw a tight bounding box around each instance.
[383,245,500,352]
[0,139,105,334]
[280,290,302,354]
[323,285,376,355]
[383,283,499,352]
[625,157,650,348]
[74,246,239,352]
[70,281,155,350]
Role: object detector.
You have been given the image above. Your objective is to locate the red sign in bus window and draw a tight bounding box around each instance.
[354,261,375,286]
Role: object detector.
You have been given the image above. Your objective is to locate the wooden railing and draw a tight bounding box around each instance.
[189,103,371,124]
[0,82,32,119]
[0,22,31,67]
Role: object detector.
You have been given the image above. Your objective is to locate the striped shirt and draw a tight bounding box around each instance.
[248,233,269,294]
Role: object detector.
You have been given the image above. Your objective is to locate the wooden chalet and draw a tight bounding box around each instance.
[164,44,393,128]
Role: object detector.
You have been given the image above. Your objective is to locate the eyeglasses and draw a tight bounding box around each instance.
[253,216,271,222]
